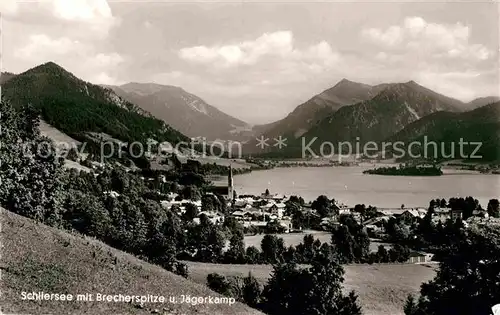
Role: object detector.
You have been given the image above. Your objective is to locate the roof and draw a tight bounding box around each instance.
[206,186,230,196]
[409,251,432,257]
[402,210,420,217]
[232,210,246,216]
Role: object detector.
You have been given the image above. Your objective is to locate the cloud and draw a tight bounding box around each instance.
[16,33,124,85]
[415,70,488,101]
[362,26,403,47]
[362,16,492,61]
[51,0,112,22]
[51,0,119,36]
[0,0,19,16]
[4,1,123,84]
[3,0,119,39]
[178,30,339,68]
[18,34,81,58]
[90,72,124,85]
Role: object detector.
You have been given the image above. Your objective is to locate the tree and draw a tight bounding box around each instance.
[245,246,262,264]
[225,229,246,264]
[448,196,479,220]
[242,272,261,308]
[202,193,222,212]
[440,198,447,208]
[312,195,333,217]
[187,214,226,262]
[353,204,366,217]
[287,195,304,206]
[0,102,64,225]
[261,234,285,264]
[333,215,370,263]
[331,225,356,263]
[175,262,189,278]
[66,148,79,161]
[389,244,411,263]
[266,220,287,234]
[295,234,319,264]
[487,199,499,218]
[291,210,305,230]
[261,244,362,315]
[207,273,232,296]
[180,185,201,201]
[62,190,111,239]
[376,245,390,263]
[408,226,500,315]
[183,203,199,221]
[404,294,418,315]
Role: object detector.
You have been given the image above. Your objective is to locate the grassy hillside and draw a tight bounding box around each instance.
[1,208,263,315]
[185,261,437,315]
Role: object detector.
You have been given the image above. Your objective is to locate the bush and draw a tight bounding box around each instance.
[242,273,261,307]
[207,273,232,296]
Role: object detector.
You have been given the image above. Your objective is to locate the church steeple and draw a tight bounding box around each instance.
[228,164,234,200]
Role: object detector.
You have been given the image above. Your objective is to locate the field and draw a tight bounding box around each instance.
[185,262,437,315]
[39,119,80,147]
[2,208,263,315]
[244,231,392,252]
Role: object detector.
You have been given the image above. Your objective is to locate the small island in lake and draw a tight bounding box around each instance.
[363,164,443,176]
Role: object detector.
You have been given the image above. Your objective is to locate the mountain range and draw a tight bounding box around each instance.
[388,101,500,161]
[0,62,188,147]
[1,62,498,161]
[249,79,387,144]
[106,83,253,141]
[248,79,498,158]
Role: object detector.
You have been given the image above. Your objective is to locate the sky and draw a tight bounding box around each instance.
[1,0,499,124]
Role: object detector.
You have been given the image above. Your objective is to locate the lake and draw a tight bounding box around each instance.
[232,166,500,208]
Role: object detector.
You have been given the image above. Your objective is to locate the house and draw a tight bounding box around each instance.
[400,209,426,220]
[232,210,247,219]
[363,216,390,227]
[193,211,224,225]
[338,208,351,216]
[351,212,362,222]
[379,210,394,216]
[406,251,433,264]
[365,224,383,235]
[271,194,286,202]
[265,203,285,219]
[320,217,339,231]
[434,207,452,214]
[279,219,293,232]
[233,199,250,208]
[466,217,500,227]
[472,209,488,218]
[432,214,451,224]
[103,191,120,198]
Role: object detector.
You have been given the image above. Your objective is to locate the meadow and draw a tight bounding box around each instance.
[244,231,392,252]
[185,261,437,315]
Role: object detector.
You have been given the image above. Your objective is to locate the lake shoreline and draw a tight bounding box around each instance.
[230,166,500,208]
